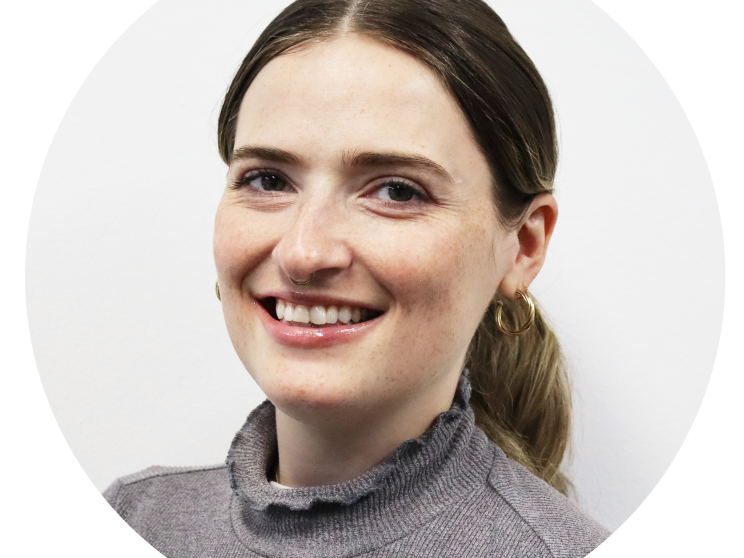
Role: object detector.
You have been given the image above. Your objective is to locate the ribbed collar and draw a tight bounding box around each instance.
[226,372,494,557]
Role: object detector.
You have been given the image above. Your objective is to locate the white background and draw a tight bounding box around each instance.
[22,0,724,534]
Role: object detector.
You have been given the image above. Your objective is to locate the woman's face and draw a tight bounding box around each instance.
[214,34,519,418]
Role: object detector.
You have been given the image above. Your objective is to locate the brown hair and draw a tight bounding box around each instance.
[217,0,571,495]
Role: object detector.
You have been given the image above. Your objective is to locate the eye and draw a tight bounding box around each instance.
[234,170,291,192]
[373,181,423,203]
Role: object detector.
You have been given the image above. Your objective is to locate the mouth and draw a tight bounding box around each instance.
[259,297,384,328]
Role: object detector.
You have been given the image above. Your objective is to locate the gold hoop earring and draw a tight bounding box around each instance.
[215,280,221,301]
[495,289,535,337]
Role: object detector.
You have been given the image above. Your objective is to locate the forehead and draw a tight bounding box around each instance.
[234,34,479,167]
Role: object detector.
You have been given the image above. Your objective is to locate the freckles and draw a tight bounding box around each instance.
[213,233,240,274]
[215,208,279,277]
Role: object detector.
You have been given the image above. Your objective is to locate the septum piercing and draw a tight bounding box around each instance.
[289,273,313,286]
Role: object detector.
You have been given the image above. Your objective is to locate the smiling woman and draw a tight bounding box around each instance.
[102,0,609,556]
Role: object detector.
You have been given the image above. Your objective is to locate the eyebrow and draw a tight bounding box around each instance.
[230,145,454,183]
[230,146,303,166]
[342,150,454,183]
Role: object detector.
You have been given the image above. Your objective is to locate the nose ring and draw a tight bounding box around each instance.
[289,273,313,286]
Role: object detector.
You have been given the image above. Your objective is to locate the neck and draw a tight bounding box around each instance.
[273,374,461,487]
[227,370,493,555]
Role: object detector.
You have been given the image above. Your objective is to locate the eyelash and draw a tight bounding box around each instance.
[231,169,427,204]
[370,179,425,204]
[230,168,292,191]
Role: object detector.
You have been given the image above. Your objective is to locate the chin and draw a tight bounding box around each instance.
[254,359,378,416]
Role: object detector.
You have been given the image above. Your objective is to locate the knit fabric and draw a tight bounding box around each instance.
[104,374,610,557]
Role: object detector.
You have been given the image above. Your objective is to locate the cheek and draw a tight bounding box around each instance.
[364,215,500,321]
[349,217,500,393]
[213,200,274,281]
[213,201,277,352]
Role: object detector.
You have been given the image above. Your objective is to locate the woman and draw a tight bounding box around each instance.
[104,0,610,556]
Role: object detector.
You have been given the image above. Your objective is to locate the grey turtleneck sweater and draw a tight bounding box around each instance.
[104,375,609,557]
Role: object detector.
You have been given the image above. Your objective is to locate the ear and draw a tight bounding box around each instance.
[498,192,558,297]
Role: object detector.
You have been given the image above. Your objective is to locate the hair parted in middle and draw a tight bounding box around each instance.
[218,0,572,495]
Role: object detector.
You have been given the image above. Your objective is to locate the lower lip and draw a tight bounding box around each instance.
[256,300,382,347]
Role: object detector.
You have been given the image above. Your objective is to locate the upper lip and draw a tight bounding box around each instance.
[255,289,386,312]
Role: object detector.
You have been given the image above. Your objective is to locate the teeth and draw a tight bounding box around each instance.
[310,305,326,325]
[293,305,310,323]
[274,299,375,327]
[276,299,285,320]
[338,306,352,324]
[326,306,338,324]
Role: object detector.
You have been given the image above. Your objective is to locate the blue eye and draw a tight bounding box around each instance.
[375,182,421,202]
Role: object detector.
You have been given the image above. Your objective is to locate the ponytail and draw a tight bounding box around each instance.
[467,292,572,495]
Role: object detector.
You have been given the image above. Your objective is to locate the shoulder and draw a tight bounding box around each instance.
[484,445,610,558]
[103,465,237,555]
[103,464,231,523]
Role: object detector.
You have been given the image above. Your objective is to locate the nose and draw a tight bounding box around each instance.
[272,192,353,284]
